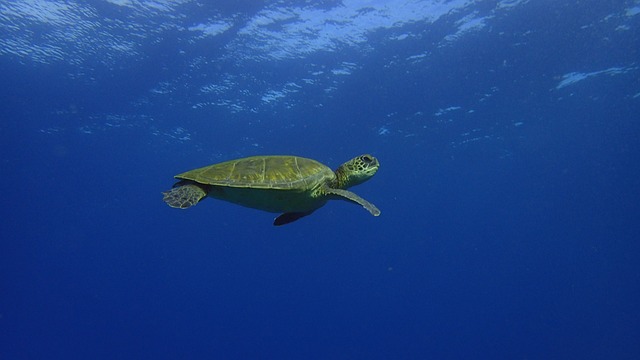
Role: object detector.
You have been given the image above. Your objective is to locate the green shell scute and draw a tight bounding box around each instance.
[175,155,334,190]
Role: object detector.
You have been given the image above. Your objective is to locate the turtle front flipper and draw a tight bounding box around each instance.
[162,182,208,209]
[325,188,381,216]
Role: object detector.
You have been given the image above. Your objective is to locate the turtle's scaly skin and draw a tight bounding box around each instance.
[162,183,207,209]
[162,154,380,225]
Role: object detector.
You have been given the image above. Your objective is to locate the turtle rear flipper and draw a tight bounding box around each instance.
[273,211,313,226]
[163,183,207,209]
[326,188,380,216]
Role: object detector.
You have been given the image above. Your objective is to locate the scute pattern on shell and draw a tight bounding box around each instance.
[174,156,335,190]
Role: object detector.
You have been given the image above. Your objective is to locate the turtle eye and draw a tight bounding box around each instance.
[361,155,373,163]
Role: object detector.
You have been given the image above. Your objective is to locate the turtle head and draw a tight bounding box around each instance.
[334,154,379,189]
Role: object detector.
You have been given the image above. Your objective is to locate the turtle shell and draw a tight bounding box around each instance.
[174,155,335,190]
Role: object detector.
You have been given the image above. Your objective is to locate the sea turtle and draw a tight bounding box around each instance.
[162,154,380,226]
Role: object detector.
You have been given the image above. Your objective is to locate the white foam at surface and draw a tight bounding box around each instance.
[1,0,557,119]
[626,5,640,16]
[556,66,637,89]
[188,21,234,37]
[229,0,475,61]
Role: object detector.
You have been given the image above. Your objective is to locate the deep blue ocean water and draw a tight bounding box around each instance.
[1,0,639,358]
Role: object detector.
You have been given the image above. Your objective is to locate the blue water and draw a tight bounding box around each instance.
[1,0,639,358]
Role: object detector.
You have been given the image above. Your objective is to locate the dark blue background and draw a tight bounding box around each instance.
[1,1,639,359]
